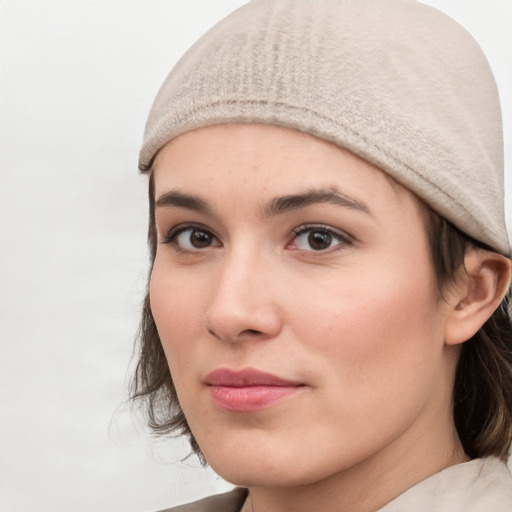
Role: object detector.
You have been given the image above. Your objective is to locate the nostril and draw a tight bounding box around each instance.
[243,329,262,336]
[207,327,264,341]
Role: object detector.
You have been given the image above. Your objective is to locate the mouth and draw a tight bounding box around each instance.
[203,367,305,412]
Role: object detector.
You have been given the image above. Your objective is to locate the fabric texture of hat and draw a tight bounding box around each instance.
[139,0,510,255]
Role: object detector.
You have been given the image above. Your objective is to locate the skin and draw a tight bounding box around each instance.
[150,124,470,512]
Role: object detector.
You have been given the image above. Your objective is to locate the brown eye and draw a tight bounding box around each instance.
[167,226,221,250]
[308,230,332,250]
[189,229,213,248]
[291,226,349,252]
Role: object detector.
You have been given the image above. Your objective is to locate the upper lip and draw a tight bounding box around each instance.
[203,368,303,387]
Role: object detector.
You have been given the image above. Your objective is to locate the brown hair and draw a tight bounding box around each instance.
[130,173,512,461]
[419,204,512,461]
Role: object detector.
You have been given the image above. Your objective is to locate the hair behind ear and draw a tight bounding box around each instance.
[454,291,512,460]
[421,202,512,461]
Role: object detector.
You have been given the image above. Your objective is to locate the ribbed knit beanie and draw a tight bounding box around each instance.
[139,0,510,255]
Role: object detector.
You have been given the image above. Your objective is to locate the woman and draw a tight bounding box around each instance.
[132,1,512,510]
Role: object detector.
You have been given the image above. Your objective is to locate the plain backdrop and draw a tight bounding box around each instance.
[0,1,511,511]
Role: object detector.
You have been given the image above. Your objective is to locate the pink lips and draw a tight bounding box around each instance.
[204,368,304,412]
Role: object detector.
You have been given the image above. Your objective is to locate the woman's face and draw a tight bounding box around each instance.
[150,124,458,488]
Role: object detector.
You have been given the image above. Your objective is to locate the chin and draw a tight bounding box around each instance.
[209,459,316,489]
[198,433,361,489]
[199,436,310,487]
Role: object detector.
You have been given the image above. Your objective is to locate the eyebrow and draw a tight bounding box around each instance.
[262,188,372,217]
[155,190,212,214]
[154,187,372,218]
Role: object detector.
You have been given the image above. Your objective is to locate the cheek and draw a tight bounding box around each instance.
[149,261,207,373]
[292,255,445,404]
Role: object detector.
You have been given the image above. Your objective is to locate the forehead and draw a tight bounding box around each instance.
[151,124,407,208]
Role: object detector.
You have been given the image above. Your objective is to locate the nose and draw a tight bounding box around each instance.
[204,251,283,343]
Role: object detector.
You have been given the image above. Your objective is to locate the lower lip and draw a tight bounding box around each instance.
[208,385,302,412]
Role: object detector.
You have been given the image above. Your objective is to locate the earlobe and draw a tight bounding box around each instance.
[444,249,511,346]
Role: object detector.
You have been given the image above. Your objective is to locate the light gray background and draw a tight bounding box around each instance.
[1,1,511,511]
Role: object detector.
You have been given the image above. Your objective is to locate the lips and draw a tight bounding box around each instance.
[203,368,305,412]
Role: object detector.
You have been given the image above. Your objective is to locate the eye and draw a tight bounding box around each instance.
[290,226,350,252]
[163,225,221,251]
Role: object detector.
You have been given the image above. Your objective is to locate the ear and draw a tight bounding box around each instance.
[444,249,511,346]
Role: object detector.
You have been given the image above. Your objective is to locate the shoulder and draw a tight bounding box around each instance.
[380,457,512,512]
[157,488,248,512]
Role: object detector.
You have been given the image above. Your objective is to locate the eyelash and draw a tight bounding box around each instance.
[160,223,352,253]
[161,223,220,252]
[289,224,352,252]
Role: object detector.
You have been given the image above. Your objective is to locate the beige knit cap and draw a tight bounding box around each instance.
[139,0,510,255]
